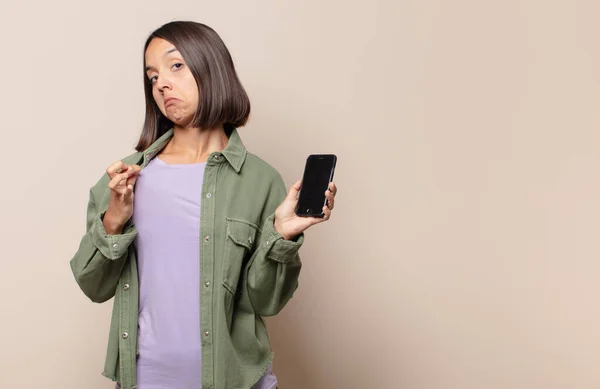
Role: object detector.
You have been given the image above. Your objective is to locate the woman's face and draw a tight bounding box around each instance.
[145,38,199,127]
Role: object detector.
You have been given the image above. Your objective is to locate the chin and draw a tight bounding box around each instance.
[170,117,194,128]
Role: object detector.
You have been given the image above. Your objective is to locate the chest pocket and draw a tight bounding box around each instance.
[223,218,259,295]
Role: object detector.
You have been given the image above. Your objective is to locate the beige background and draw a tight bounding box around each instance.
[1,0,599,388]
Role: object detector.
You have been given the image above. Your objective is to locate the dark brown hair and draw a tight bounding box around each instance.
[136,21,251,151]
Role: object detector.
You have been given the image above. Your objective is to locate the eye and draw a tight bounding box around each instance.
[149,75,158,84]
[172,63,184,70]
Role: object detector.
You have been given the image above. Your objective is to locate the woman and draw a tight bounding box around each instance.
[70,21,336,389]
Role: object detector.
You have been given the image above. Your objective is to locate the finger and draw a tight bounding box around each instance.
[325,188,335,202]
[126,165,142,186]
[309,207,331,225]
[325,191,335,210]
[127,175,139,187]
[108,171,133,193]
[120,164,140,175]
[322,206,332,220]
[130,164,142,174]
[124,183,134,198]
[286,180,303,201]
[106,160,126,178]
[328,182,337,196]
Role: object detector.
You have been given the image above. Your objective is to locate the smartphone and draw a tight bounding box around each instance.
[295,154,337,218]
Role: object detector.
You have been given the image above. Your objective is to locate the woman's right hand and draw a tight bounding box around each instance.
[103,161,142,235]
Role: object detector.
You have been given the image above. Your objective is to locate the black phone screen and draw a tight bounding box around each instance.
[296,154,337,217]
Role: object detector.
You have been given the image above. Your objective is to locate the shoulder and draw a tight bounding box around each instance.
[241,152,289,208]
[243,152,285,186]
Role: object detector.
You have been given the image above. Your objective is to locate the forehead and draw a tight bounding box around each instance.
[145,38,179,64]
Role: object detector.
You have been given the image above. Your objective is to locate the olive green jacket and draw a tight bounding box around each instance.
[70,128,303,389]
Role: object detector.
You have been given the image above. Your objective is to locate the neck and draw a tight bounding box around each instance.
[162,124,229,164]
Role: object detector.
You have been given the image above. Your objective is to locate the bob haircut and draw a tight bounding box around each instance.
[136,21,251,151]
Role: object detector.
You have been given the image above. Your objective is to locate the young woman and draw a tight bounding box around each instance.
[70,21,336,389]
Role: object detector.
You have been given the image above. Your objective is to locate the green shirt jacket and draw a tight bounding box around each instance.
[70,127,303,389]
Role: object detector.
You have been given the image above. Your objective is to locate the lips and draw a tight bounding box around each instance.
[164,97,179,107]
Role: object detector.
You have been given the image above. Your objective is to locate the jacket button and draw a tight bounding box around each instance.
[123,284,130,291]
[122,332,129,339]
[112,243,119,249]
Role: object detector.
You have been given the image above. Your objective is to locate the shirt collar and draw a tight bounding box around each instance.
[142,125,247,173]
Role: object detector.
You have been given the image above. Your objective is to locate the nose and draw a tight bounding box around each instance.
[156,75,173,92]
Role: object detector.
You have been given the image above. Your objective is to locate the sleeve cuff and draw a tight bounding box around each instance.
[90,212,137,260]
[260,214,304,263]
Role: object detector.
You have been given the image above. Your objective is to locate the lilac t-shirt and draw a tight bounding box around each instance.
[119,157,277,389]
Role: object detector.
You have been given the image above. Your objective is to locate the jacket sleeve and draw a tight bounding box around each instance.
[246,174,304,317]
[69,187,137,303]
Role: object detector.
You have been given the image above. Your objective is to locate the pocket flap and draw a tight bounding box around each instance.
[226,218,258,250]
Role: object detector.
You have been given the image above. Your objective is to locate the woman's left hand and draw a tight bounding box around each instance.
[274,180,337,240]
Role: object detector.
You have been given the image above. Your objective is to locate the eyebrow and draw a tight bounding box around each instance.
[145,48,180,72]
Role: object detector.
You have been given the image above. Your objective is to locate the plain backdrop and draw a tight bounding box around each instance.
[1,0,600,388]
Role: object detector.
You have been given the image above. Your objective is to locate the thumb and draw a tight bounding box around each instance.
[127,165,142,186]
[285,180,302,201]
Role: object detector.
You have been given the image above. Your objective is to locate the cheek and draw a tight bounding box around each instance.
[152,88,161,104]
[152,88,167,115]
[183,73,200,106]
